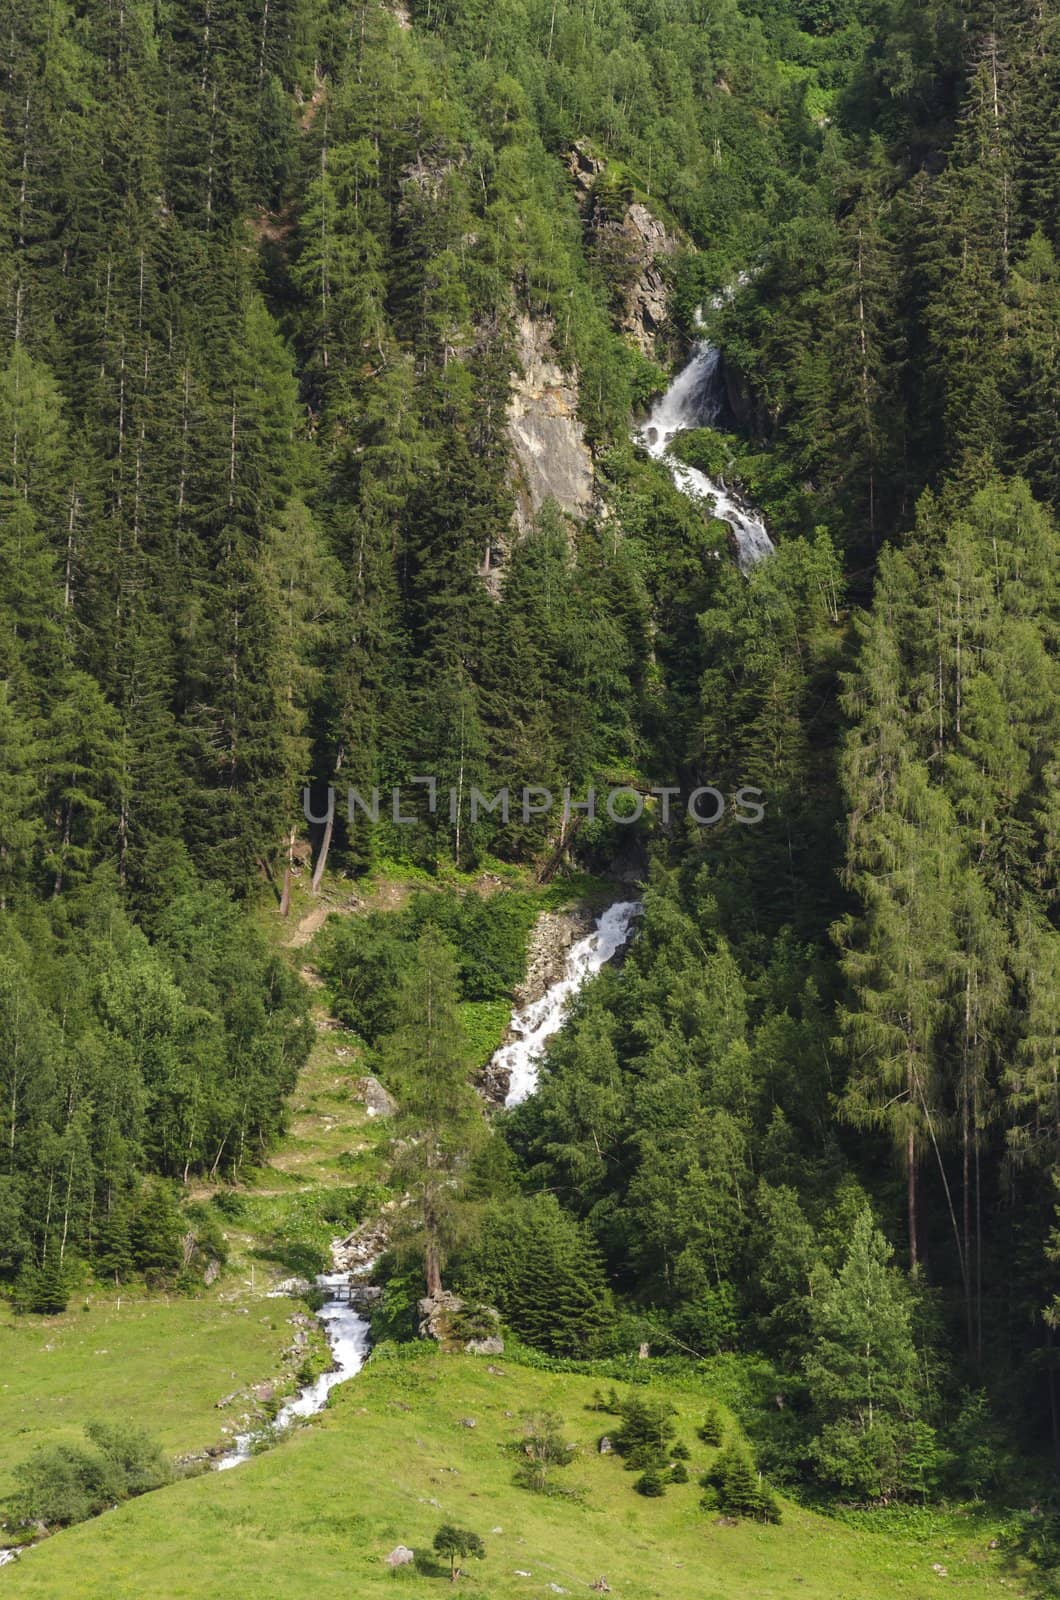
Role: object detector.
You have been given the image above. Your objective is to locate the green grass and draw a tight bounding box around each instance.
[460,999,513,1066]
[0,1290,303,1506]
[0,1349,1025,1598]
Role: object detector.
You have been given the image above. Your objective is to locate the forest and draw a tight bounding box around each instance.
[0,0,1058,1572]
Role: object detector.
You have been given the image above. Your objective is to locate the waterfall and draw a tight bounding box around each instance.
[493,901,642,1108]
[637,342,775,571]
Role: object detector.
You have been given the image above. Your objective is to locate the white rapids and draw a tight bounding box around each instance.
[494,901,642,1108]
[216,1273,371,1470]
[637,342,775,571]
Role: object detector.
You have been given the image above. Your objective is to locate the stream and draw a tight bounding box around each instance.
[638,342,775,571]
[215,1273,371,1471]
[494,900,643,1108]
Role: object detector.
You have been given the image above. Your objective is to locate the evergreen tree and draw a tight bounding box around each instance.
[381,929,484,1297]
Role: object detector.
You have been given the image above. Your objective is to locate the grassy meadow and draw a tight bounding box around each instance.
[0,1349,1025,1599]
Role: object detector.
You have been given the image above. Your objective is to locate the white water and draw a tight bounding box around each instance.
[495,901,642,1108]
[216,1273,371,1470]
[637,342,775,571]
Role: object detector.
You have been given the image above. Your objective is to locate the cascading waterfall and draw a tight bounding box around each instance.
[493,901,643,1108]
[215,1273,371,1471]
[637,342,775,571]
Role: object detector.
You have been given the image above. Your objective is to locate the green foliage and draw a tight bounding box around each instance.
[613,1394,678,1472]
[13,1421,169,1530]
[634,1466,667,1497]
[432,1522,486,1581]
[700,1439,781,1524]
[511,1411,576,1495]
[451,1193,612,1356]
[698,1404,725,1447]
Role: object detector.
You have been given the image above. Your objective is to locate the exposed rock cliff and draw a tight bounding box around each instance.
[506,313,595,543]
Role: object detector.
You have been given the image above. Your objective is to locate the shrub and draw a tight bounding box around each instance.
[634,1466,667,1497]
[511,1412,576,1495]
[13,1422,170,1530]
[670,1461,690,1484]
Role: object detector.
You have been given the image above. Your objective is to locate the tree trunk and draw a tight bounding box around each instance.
[426,1239,443,1300]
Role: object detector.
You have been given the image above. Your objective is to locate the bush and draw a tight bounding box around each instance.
[511,1412,576,1495]
[670,1461,690,1483]
[634,1466,667,1497]
[13,1422,170,1530]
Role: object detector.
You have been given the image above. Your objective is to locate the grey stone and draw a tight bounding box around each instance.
[385,1546,415,1568]
[355,1075,397,1118]
[466,1334,504,1356]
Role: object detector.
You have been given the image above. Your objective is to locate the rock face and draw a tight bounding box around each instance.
[355,1074,397,1119]
[333,1212,390,1273]
[507,314,594,541]
[615,202,680,356]
[519,906,596,1005]
[566,141,683,358]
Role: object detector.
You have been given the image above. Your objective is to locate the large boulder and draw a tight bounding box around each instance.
[417,1292,503,1354]
[356,1075,397,1118]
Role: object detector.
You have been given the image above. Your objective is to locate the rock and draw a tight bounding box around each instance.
[251,1382,275,1402]
[590,1582,612,1594]
[613,202,680,356]
[548,1586,568,1595]
[466,1335,504,1356]
[598,1436,614,1455]
[386,1546,415,1568]
[514,1571,532,1579]
[566,141,604,194]
[355,1075,397,1118]
[417,1292,502,1352]
[203,1259,220,1287]
[459,1417,477,1429]
[506,315,594,545]
[932,1564,949,1577]
[333,1214,390,1273]
[715,1516,738,1527]
[216,1391,240,1410]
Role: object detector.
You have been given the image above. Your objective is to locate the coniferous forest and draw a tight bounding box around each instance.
[1,0,1060,1590]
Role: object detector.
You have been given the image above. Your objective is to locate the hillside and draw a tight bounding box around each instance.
[0,1351,1023,1600]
